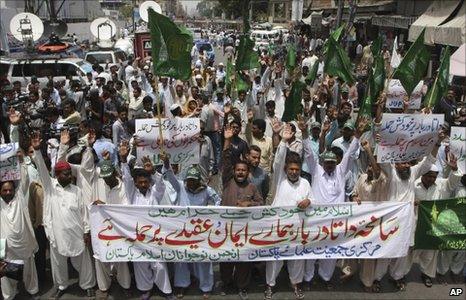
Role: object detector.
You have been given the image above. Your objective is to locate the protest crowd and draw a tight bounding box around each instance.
[1,6,466,300]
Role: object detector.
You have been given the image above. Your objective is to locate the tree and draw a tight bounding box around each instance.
[196,0,213,18]
[119,4,133,21]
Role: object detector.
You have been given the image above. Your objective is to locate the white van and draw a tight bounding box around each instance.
[250,30,279,43]
[84,49,128,68]
[1,56,93,88]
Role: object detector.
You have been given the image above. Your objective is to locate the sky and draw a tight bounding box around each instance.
[180,0,201,16]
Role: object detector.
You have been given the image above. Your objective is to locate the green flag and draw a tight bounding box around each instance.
[371,36,382,56]
[358,73,373,120]
[414,197,466,250]
[392,28,430,96]
[236,71,250,93]
[324,36,355,85]
[323,24,345,55]
[424,46,450,108]
[286,44,297,74]
[235,35,260,71]
[148,8,193,80]
[282,81,306,122]
[305,61,319,86]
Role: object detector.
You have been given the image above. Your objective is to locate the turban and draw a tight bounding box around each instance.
[54,161,71,172]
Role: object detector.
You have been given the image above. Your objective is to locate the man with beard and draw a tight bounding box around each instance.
[91,161,132,299]
[161,156,221,299]
[220,125,263,300]
[324,101,353,146]
[112,106,129,145]
[246,145,269,200]
[373,129,446,291]
[32,132,95,299]
[264,124,312,300]
[1,152,39,300]
[300,118,366,290]
[118,141,174,300]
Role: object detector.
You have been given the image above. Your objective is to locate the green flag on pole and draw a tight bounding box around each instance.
[235,35,260,71]
[236,71,250,93]
[148,8,193,80]
[225,59,234,93]
[324,36,355,85]
[323,24,345,55]
[358,73,373,120]
[414,197,466,250]
[371,55,386,101]
[392,28,430,96]
[282,81,306,122]
[286,44,297,74]
[305,61,319,86]
[371,36,382,56]
[424,46,451,109]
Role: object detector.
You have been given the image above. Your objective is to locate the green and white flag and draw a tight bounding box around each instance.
[415,197,466,250]
[148,8,193,80]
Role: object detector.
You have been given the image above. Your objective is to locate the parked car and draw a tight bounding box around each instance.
[195,40,215,63]
[84,49,128,68]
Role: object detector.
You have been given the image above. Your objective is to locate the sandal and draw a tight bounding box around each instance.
[264,285,273,300]
[395,279,406,291]
[324,281,333,291]
[293,285,305,300]
[372,280,381,293]
[422,274,433,287]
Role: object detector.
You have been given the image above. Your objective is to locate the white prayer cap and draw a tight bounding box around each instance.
[143,65,149,70]
[195,74,203,80]
[218,62,224,66]
[170,103,181,111]
[424,164,439,175]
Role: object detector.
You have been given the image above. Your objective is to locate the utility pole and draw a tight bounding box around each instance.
[132,0,136,33]
[335,0,344,29]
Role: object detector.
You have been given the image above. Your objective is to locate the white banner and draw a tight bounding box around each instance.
[377,113,444,163]
[135,118,200,166]
[450,126,466,174]
[90,202,414,262]
[386,79,424,109]
[0,143,20,181]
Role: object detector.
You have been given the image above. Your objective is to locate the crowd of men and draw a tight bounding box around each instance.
[0,24,465,300]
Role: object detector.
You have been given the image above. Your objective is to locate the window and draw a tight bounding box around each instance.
[0,63,10,78]
[60,63,79,76]
[76,60,93,74]
[85,53,113,64]
[12,63,33,77]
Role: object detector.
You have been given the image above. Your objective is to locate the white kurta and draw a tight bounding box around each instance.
[1,164,39,299]
[266,141,311,286]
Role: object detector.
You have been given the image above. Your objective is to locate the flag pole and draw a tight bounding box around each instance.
[151,76,165,155]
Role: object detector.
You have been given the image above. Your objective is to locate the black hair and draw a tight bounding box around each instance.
[285,150,302,165]
[252,119,266,132]
[132,168,151,180]
[331,146,344,159]
[265,100,275,109]
[249,145,262,153]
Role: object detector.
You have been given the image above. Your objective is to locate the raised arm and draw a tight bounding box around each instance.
[338,119,367,174]
[273,124,294,187]
[222,125,235,185]
[361,139,380,178]
[31,132,52,196]
[300,118,318,173]
[412,129,444,179]
[159,152,181,193]
[444,153,462,192]
[119,140,135,202]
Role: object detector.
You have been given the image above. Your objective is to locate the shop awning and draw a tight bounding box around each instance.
[432,1,466,47]
[371,15,417,29]
[450,43,466,77]
[408,0,462,43]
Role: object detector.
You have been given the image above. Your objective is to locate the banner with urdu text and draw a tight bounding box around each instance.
[90,202,414,262]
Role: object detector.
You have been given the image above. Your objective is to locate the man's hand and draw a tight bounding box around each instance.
[321,119,331,134]
[0,261,6,278]
[437,129,447,143]
[30,132,42,150]
[92,200,105,205]
[7,108,21,125]
[446,153,458,171]
[159,151,170,169]
[272,118,283,135]
[224,103,231,115]
[60,129,70,145]
[297,198,311,209]
[119,140,130,163]
[360,139,371,153]
[352,194,361,205]
[16,149,25,163]
[141,156,154,174]
[83,233,91,246]
[102,150,111,161]
[356,117,370,138]
[281,124,293,142]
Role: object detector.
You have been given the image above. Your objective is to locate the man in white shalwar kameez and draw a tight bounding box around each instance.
[264,124,312,300]
[413,156,462,287]
[161,156,221,298]
[1,158,39,300]
[91,160,132,298]
[118,142,175,300]
[374,130,444,291]
[32,134,96,299]
[301,119,364,290]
